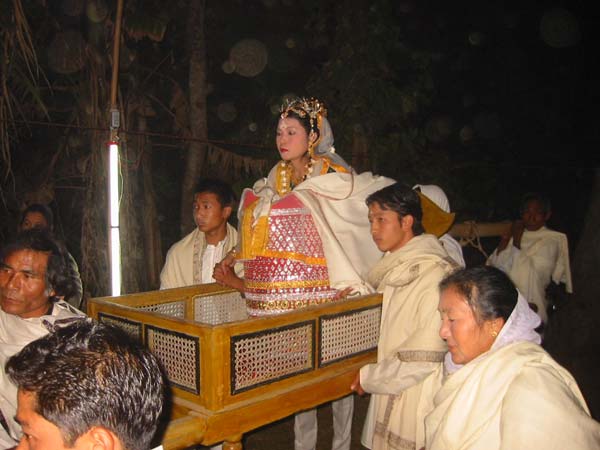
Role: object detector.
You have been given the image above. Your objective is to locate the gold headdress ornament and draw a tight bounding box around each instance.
[280,97,327,138]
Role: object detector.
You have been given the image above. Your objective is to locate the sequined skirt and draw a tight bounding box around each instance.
[244,257,339,316]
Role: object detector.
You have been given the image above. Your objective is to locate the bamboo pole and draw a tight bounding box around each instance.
[109,0,125,132]
[448,221,511,239]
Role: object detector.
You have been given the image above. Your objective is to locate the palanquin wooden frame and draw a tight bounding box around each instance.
[89,284,382,449]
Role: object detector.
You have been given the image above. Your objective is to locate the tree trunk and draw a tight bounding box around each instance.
[119,136,143,294]
[545,168,600,419]
[180,0,208,236]
[141,123,163,289]
[80,132,110,300]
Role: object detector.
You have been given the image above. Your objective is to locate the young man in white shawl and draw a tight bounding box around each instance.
[0,229,85,447]
[350,183,456,450]
[160,178,238,289]
[487,192,572,325]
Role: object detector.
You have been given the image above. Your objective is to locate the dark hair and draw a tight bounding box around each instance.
[366,182,425,235]
[439,266,517,324]
[520,192,551,215]
[0,229,79,303]
[6,320,166,450]
[193,178,235,208]
[19,203,54,232]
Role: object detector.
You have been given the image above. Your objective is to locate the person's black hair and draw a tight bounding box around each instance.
[19,203,54,232]
[519,192,551,215]
[366,182,425,235]
[0,229,79,303]
[193,178,235,208]
[6,319,166,450]
[439,266,518,324]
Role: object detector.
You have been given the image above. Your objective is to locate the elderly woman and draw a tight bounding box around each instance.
[425,266,600,450]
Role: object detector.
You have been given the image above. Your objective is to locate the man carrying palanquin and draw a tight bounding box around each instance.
[0,229,85,448]
[351,183,456,450]
[160,178,238,289]
[487,192,572,325]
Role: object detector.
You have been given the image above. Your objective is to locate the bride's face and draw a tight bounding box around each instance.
[276,117,311,162]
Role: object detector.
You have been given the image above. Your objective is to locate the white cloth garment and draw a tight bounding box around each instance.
[160,223,238,289]
[244,169,395,295]
[487,226,572,323]
[413,184,465,268]
[201,240,226,284]
[0,301,85,447]
[425,289,600,450]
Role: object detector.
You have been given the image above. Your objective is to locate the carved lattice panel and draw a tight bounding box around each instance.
[194,292,248,325]
[319,306,381,366]
[231,321,314,394]
[98,313,142,342]
[137,301,185,318]
[145,325,200,394]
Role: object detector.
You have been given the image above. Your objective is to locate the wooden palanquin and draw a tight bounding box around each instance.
[88,285,382,449]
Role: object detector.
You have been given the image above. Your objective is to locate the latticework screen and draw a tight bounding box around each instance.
[319,306,381,366]
[146,325,200,394]
[194,292,248,324]
[230,321,314,394]
[137,300,186,318]
[98,313,143,341]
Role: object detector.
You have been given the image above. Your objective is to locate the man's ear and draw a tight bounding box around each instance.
[544,210,552,222]
[85,426,121,450]
[401,215,414,231]
[223,205,233,220]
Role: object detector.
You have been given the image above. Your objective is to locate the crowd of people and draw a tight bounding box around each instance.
[1,96,598,450]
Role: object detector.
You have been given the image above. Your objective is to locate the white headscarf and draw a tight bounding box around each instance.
[413,184,451,212]
[312,116,351,171]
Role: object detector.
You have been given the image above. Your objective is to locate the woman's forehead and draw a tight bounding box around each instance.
[440,286,469,310]
[278,117,302,129]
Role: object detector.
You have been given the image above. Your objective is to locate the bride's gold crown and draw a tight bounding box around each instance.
[280,97,327,131]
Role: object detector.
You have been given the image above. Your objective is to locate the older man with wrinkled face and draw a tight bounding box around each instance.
[0,248,55,318]
[0,229,84,448]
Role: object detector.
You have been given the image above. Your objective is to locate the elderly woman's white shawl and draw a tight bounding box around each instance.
[425,342,600,450]
[425,295,599,450]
